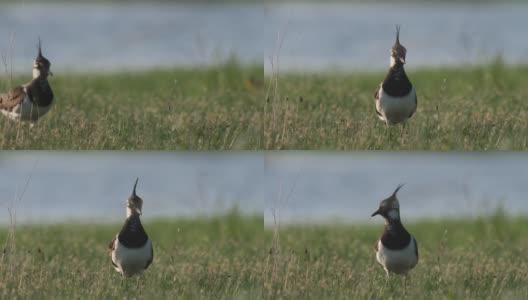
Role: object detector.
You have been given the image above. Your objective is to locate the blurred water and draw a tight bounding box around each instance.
[0,3,262,73]
[264,3,528,73]
[0,152,264,224]
[2,152,527,225]
[264,153,528,226]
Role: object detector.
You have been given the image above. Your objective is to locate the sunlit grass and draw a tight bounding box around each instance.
[4,61,525,150]
[0,63,263,150]
[264,213,528,299]
[0,213,263,299]
[264,62,528,150]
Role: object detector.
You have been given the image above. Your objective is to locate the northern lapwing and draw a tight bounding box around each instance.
[108,179,153,284]
[372,184,418,288]
[0,38,54,123]
[374,26,417,135]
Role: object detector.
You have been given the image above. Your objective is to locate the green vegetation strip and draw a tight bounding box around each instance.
[264,213,528,298]
[2,212,527,298]
[265,62,528,150]
[3,62,527,150]
[0,63,263,150]
[0,214,263,299]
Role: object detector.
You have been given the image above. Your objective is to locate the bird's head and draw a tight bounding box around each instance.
[390,25,407,67]
[33,38,52,79]
[371,184,404,222]
[126,178,143,217]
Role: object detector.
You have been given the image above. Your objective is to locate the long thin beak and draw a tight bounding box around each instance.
[371,209,380,217]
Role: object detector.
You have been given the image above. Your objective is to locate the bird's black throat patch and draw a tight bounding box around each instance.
[380,220,412,250]
[118,214,149,248]
[382,63,413,97]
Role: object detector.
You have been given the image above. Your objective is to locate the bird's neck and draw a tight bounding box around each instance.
[25,77,53,107]
[385,214,411,237]
[125,213,142,229]
[126,207,140,218]
[386,218,402,228]
[32,68,42,80]
[382,62,412,97]
[384,210,403,228]
[32,69,50,83]
[389,55,406,67]
[389,61,406,77]
[381,217,412,249]
[390,56,398,68]
[122,213,145,237]
[118,213,148,247]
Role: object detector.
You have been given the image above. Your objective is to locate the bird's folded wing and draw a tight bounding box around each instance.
[413,237,419,261]
[0,86,26,110]
[408,94,418,118]
[108,236,116,256]
[374,86,383,117]
[145,243,153,269]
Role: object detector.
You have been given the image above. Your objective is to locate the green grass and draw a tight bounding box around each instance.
[0,63,263,150]
[0,213,264,299]
[3,211,528,299]
[4,61,528,150]
[264,62,528,150]
[264,213,528,299]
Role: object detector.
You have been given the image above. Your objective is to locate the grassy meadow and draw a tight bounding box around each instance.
[2,61,527,150]
[0,213,263,299]
[265,62,528,150]
[264,214,528,299]
[0,63,263,150]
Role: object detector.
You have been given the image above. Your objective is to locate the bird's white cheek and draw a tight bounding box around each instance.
[33,68,41,79]
[389,56,397,68]
[388,210,400,220]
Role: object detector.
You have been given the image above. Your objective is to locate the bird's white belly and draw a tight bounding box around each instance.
[376,86,416,125]
[376,238,417,275]
[112,236,152,277]
[0,95,51,122]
